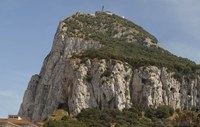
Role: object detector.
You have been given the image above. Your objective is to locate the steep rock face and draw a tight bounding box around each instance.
[19,21,102,121]
[19,13,200,122]
[131,67,200,109]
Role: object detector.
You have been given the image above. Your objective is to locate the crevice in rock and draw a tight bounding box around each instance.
[129,68,135,104]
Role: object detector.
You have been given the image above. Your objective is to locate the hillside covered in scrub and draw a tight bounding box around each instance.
[19,12,200,123]
[64,11,200,78]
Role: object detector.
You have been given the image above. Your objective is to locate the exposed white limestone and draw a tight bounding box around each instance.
[19,21,200,122]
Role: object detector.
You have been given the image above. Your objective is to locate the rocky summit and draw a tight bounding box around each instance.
[19,12,200,122]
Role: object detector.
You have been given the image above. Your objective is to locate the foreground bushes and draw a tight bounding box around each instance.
[43,105,200,127]
[43,105,188,127]
[145,105,174,119]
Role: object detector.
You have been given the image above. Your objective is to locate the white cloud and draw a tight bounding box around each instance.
[0,90,17,98]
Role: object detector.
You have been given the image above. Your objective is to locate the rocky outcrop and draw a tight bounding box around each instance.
[132,66,200,110]
[19,13,200,122]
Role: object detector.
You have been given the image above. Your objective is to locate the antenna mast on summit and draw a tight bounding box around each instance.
[102,5,104,12]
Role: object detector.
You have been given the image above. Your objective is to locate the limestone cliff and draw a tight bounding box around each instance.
[19,12,200,122]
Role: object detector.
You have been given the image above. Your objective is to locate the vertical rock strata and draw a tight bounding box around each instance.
[19,17,200,122]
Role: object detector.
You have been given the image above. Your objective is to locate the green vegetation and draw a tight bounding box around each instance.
[85,72,92,83]
[64,12,200,82]
[145,105,174,119]
[101,68,112,78]
[173,110,200,127]
[43,110,87,127]
[80,39,200,81]
[42,106,200,127]
[64,12,157,44]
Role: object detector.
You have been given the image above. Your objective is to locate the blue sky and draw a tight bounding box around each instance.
[0,0,200,118]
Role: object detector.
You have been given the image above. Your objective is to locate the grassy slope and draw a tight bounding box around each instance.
[64,12,200,81]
